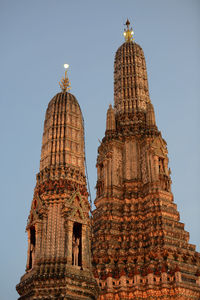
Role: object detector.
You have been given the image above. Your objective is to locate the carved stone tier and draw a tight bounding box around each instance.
[114,41,150,116]
[40,92,85,173]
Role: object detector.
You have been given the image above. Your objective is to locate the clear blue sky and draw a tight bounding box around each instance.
[0,1,199,299]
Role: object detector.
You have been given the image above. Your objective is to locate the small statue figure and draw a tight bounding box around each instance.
[72,237,80,266]
[30,244,35,268]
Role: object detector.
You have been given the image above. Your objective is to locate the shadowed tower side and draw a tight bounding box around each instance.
[16,66,99,300]
[92,20,200,299]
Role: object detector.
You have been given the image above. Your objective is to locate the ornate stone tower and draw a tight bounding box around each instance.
[92,20,200,299]
[16,67,98,299]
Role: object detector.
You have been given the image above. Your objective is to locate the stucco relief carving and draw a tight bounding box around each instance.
[140,146,148,184]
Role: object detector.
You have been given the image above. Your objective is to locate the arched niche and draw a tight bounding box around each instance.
[28,226,36,270]
[72,222,82,267]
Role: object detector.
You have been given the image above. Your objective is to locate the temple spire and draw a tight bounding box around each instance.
[59,64,71,92]
[123,19,134,42]
[17,75,99,299]
[114,23,149,116]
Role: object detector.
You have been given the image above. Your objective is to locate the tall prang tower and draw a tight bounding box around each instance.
[92,20,200,299]
[16,67,99,299]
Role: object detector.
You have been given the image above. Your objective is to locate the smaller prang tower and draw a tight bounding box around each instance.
[16,66,98,299]
[92,21,200,299]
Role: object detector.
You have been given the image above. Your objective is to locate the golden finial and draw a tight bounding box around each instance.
[123,19,134,42]
[59,64,71,92]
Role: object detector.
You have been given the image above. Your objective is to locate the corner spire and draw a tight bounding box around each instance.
[59,64,71,92]
[123,19,134,42]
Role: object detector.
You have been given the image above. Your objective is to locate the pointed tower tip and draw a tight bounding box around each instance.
[126,19,130,27]
[59,64,71,92]
[123,19,134,42]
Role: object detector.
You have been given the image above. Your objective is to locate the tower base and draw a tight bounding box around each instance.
[16,264,99,300]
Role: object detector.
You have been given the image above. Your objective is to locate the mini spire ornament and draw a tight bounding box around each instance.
[59,64,71,92]
[123,19,134,42]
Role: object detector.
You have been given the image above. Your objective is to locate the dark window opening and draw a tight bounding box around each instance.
[29,227,36,269]
[72,222,82,267]
[159,157,165,174]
